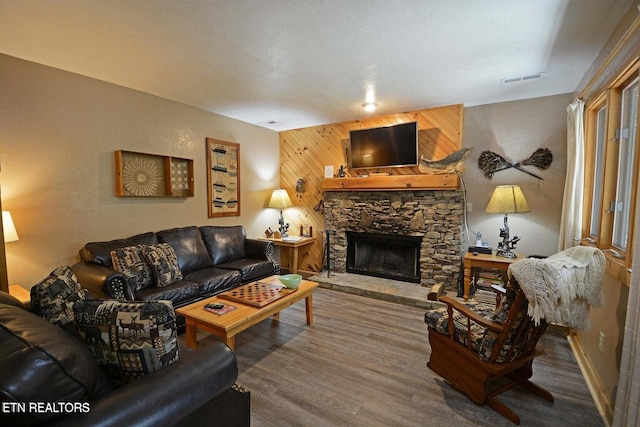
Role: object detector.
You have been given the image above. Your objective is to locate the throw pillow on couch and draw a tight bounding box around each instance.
[110,244,154,291]
[72,299,180,383]
[30,265,87,335]
[30,265,180,384]
[141,243,183,287]
[112,243,183,289]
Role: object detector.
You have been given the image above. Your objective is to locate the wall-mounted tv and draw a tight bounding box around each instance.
[349,121,418,169]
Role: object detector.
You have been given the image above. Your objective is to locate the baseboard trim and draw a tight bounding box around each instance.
[567,332,612,426]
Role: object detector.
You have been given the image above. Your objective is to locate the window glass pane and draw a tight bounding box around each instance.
[589,106,607,238]
[612,77,639,250]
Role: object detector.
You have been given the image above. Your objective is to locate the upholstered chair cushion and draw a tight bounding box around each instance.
[73,299,179,383]
[30,265,87,332]
[0,303,112,426]
[127,231,160,247]
[79,238,130,268]
[111,244,154,291]
[79,232,158,268]
[156,226,213,275]
[477,280,528,362]
[215,259,276,282]
[142,243,183,287]
[134,278,201,306]
[200,225,247,265]
[424,300,497,360]
[184,267,242,297]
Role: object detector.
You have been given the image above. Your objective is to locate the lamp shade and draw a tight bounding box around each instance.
[2,211,19,242]
[485,185,530,214]
[267,189,293,209]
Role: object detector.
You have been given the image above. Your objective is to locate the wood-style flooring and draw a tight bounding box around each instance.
[185,287,603,426]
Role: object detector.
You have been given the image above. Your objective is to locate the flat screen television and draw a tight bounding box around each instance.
[349,121,418,169]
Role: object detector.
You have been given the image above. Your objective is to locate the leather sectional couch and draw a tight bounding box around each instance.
[0,290,250,427]
[71,225,279,309]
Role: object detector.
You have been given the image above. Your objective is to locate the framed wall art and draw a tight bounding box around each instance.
[206,138,240,217]
[115,150,194,197]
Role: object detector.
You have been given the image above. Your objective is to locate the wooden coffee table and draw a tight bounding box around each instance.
[176,276,318,350]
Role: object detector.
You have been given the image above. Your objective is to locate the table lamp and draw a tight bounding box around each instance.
[268,189,293,237]
[0,211,18,293]
[485,185,530,258]
[2,211,19,242]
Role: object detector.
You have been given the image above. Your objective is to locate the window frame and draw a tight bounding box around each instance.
[582,62,640,285]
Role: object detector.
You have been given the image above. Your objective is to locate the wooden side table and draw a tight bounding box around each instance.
[463,252,521,301]
[259,236,315,274]
[9,284,31,309]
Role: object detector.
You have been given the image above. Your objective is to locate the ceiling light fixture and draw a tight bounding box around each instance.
[362,102,378,112]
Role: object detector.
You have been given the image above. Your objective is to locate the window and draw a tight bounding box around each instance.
[583,66,639,280]
[589,105,607,239]
[612,77,638,251]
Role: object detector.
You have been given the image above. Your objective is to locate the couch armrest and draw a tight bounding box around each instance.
[244,238,271,259]
[51,341,239,427]
[71,262,133,301]
[245,239,280,274]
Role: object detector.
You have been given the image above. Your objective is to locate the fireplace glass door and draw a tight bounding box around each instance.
[346,232,421,283]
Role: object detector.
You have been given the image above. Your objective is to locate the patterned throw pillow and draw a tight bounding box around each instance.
[111,245,154,291]
[142,243,183,287]
[30,265,87,330]
[73,299,179,382]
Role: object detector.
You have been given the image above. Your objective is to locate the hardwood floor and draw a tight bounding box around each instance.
[186,288,603,426]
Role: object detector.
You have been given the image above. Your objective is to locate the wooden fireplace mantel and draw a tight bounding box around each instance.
[321,173,459,191]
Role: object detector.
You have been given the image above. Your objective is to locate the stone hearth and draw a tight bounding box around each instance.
[307,271,438,308]
[323,190,464,291]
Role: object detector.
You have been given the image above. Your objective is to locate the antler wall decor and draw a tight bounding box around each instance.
[478,148,552,180]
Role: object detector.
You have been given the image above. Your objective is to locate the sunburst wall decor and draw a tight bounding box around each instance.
[122,157,162,196]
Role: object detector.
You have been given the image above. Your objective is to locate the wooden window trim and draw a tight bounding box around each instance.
[583,94,607,241]
[583,63,640,286]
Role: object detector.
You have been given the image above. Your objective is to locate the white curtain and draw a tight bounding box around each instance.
[612,187,640,426]
[558,99,585,251]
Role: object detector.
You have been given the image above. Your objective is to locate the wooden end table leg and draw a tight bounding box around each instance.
[305,294,314,325]
[464,263,472,301]
[185,323,198,350]
[291,247,299,274]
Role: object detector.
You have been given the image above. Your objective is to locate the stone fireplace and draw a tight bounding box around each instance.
[323,190,464,291]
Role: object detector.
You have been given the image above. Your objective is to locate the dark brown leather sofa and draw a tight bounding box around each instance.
[72,225,279,308]
[0,291,250,427]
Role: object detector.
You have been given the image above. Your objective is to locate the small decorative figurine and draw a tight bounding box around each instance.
[265,227,274,238]
[419,147,473,174]
[496,219,520,259]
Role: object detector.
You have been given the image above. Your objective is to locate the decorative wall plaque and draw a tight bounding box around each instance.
[206,138,240,217]
[115,150,194,197]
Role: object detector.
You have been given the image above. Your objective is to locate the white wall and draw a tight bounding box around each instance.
[462,93,572,257]
[0,54,280,288]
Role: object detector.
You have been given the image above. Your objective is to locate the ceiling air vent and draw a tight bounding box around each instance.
[500,72,545,85]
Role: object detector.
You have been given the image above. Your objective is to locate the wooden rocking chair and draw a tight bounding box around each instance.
[424,277,553,425]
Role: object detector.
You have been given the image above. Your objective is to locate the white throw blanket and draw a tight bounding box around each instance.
[508,246,605,329]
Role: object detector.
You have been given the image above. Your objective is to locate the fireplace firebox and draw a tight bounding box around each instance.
[346,231,422,283]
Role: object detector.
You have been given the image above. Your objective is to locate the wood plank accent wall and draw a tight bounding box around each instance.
[278,104,464,274]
